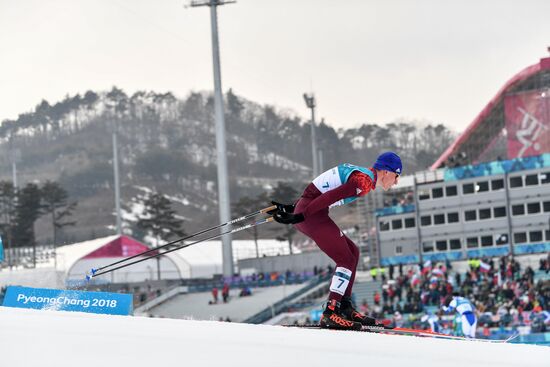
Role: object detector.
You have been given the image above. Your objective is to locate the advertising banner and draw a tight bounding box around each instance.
[505,90,550,159]
[2,286,133,316]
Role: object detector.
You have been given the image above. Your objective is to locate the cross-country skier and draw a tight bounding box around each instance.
[442,295,477,338]
[271,152,402,330]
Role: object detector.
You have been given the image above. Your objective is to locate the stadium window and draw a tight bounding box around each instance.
[493,206,506,218]
[511,204,525,216]
[525,174,539,186]
[436,240,448,251]
[541,172,550,184]
[546,230,550,241]
[464,210,477,221]
[495,234,508,246]
[479,208,491,220]
[463,183,475,194]
[432,187,444,199]
[509,176,523,188]
[420,216,432,226]
[527,202,541,214]
[445,185,458,196]
[466,237,479,248]
[529,230,543,242]
[513,232,527,244]
[395,246,403,255]
[491,179,504,191]
[434,214,445,225]
[418,189,430,200]
[476,181,489,192]
[422,241,434,253]
[481,235,493,247]
[447,212,459,223]
[404,217,416,228]
[392,219,403,230]
[380,221,390,231]
[544,201,550,212]
[449,239,462,250]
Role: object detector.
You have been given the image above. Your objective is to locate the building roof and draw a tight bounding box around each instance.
[57,235,190,277]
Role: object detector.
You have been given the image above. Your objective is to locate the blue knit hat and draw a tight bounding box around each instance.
[373,151,402,175]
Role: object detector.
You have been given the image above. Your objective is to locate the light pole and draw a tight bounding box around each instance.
[9,135,19,190]
[303,93,318,177]
[190,0,235,276]
[112,120,122,235]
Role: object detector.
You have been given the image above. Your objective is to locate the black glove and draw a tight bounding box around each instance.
[273,211,304,225]
[267,201,295,215]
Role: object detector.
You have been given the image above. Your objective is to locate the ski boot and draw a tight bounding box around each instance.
[319,299,362,330]
[340,296,380,327]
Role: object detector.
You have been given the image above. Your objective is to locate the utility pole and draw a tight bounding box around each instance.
[303,93,318,177]
[9,135,19,190]
[112,120,122,235]
[190,0,235,276]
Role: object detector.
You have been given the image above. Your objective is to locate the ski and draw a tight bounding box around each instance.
[282,324,517,343]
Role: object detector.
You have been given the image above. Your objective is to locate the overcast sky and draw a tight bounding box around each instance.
[1,0,549,132]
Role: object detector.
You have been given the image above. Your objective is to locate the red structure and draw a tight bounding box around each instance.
[82,235,158,259]
[432,51,550,169]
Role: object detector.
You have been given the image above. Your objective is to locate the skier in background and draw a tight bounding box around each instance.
[442,295,478,338]
[271,152,402,330]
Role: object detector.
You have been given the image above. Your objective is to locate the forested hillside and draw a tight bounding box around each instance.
[0,87,454,245]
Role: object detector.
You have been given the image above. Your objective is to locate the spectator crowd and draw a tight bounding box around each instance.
[360,254,549,333]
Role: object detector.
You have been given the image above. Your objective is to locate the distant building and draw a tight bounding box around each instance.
[376,154,550,265]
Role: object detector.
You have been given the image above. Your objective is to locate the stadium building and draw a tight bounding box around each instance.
[360,50,550,267]
[376,154,550,265]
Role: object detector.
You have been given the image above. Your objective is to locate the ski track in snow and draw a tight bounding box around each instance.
[1,307,548,367]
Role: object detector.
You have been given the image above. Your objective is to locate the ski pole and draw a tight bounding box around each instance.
[87,216,274,280]
[88,204,276,276]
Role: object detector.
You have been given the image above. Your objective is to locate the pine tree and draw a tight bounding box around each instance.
[13,183,43,267]
[270,182,300,254]
[137,191,186,280]
[0,181,17,266]
[232,192,270,258]
[137,192,186,246]
[41,180,77,252]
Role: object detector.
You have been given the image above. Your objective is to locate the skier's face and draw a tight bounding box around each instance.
[378,170,399,191]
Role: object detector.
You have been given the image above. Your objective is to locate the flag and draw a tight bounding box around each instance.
[411,274,421,287]
[480,261,491,273]
[421,259,432,275]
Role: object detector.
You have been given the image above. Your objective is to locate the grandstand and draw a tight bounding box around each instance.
[264,254,549,343]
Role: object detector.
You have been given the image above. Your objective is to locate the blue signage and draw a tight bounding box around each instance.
[375,204,416,217]
[310,309,323,322]
[2,286,133,316]
[444,153,550,181]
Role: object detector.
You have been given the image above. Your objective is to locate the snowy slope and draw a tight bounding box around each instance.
[1,307,548,367]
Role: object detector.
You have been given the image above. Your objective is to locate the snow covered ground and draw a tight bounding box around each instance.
[1,307,548,367]
[147,284,307,321]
